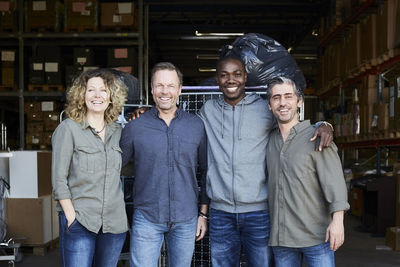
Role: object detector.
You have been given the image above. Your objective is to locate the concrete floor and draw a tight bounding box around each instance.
[1,214,400,267]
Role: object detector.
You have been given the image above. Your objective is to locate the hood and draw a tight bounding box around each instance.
[216,92,261,107]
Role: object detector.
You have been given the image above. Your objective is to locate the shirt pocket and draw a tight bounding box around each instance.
[176,138,198,167]
[110,146,122,172]
[75,146,102,174]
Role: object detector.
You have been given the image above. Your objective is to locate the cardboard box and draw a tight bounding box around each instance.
[350,187,363,217]
[26,111,43,122]
[43,111,60,131]
[0,0,17,31]
[29,56,45,85]
[386,227,400,251]
[1,50,15,67]
[27,122,44,134]
[41,101,59,112]
[5,195,53,245]
[41,131,53,146]
[100,2,136,28]
[372,102,389,131]
[9,151,52,198]
[73,47,95,66]
[25,133,41,146]
[64,0,98,31]
[396,98,400,131]
[44,62,62,84]
[65,65,83,87]
[24,102,41,113]
[107,47,137,67]
[1,67,15,86]
[25,0,61,32]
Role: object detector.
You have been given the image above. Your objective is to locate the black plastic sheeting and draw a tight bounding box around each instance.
[106,68,141,104]
[220,33,306,91]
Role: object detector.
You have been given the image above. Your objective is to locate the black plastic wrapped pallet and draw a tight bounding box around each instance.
[106,68,141,104]
[220,33,306,91]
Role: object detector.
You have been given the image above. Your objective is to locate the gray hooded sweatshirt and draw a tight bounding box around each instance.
[199,93,275,213]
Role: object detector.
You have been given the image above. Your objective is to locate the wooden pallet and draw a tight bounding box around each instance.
[27,84,64,92]
[21,238,59,256]
[64,25,98,33]
[0,25,17,33]
[0,85,17,91]
[101,25,137,32]
[25,25,60,33]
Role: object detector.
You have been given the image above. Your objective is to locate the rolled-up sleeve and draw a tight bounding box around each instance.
[313,143,350,214]
[51,123,74,200]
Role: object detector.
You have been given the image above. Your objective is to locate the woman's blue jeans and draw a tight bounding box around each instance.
[58,212,126,267]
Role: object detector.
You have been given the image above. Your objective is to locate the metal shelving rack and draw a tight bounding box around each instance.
[317,0,400,175]
[0,0,149,149]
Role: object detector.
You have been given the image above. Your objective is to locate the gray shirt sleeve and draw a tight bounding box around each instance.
[312,143,350,214]
[51,122,73,200]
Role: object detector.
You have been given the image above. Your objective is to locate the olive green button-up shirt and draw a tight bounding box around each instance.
[52,118,128,234]
[267,120,349,247]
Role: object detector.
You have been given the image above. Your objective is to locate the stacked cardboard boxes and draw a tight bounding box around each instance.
[108,47,137,76]
[0,0,17,32]
[100,2,137,30]
[33,46,63,85]
[5,151,59,245]
[64,0,98,32]
[25,0,62,32]
[318,0,400,94]
[1,50,16,87]
[25,101,60,149]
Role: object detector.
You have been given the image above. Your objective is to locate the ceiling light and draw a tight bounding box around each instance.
[196,54,219,60]
[198,67,216,72]
[195,31,244,37]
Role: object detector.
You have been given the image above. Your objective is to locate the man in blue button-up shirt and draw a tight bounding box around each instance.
[120,62,209,267]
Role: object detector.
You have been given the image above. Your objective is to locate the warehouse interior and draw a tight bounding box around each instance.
[0,0,400,266]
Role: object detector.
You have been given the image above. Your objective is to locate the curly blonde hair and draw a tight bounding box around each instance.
[65,69,127,124]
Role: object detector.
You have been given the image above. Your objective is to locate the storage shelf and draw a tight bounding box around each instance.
[337,138,400,149]
[318,0,379,50]
[24,91,64,97]
[319,54,400,98]
[0,91,19,97]
[0,32,139,39]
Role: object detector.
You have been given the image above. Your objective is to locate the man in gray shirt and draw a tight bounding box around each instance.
[265,77,349,267]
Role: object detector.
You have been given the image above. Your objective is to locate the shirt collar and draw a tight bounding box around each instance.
[82,119,118,134]
[150,106,182,119]
[290,120,311,135]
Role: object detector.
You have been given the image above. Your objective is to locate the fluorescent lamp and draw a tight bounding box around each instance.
[198,67,217,72]
[196,54,220,60]
[195,31,244,37]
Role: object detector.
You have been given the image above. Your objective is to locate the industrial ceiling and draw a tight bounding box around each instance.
[146,0,329,86]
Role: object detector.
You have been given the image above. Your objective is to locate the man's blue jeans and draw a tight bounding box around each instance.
[58,212,126,267]
[272,242,335,267]
[209,208,273,267]
[130,209,197,267]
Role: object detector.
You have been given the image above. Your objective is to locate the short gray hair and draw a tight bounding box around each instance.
[265,77,303,103]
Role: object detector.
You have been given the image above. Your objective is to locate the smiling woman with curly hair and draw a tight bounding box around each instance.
[65,69,127,124]
[52,68,129,267]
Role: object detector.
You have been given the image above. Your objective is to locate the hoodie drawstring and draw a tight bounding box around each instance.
[221,103,225,138]
[238,100,245,140]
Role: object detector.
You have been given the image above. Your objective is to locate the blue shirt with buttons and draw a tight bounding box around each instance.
[120,107,209,223]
